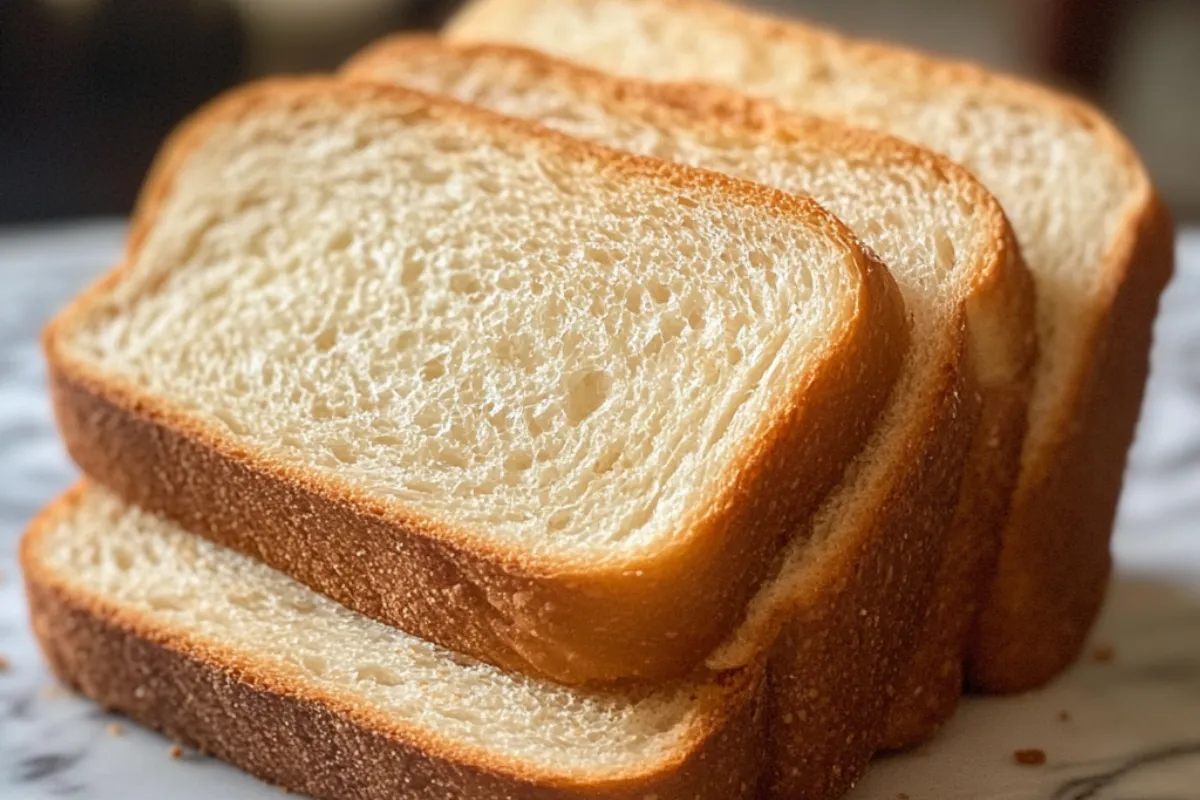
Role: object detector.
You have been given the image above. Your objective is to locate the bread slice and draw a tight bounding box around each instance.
[447,0,1174,724]
[44,77,908,688]
[23,483,765,799]
[341,38,1029,798]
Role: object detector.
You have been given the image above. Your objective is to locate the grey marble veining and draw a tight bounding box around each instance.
[0,223,1197,799]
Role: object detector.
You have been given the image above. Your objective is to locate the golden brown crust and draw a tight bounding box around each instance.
[44,77,908,686]
[766,342,980,798]
[969,189,1175,691]
[343,32,1033,761]
[881,217,1037,746]
[448,0,1172,702]
[22,485,766,800]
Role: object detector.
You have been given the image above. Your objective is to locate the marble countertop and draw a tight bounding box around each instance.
[0,221,1196,799]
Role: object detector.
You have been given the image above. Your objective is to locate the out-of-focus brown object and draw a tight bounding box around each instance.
[0,0,246,221]
[1026,0,1131,97]
[0,0,460,222]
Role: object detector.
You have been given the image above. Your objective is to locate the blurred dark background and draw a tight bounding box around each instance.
[2,0,1198,224]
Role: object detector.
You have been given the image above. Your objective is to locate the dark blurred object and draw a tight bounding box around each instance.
[0,0,461,223]
[1,0,246,221]
[1026,0,1131,97]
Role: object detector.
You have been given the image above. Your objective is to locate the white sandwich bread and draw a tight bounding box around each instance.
[43,77,907,687]
[340,37,1031,798]
[24,483,765,800]
[447,0,1175,741]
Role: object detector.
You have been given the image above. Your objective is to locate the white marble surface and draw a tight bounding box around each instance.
[0,221,1196,799]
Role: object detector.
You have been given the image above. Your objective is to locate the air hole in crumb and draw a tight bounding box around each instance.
[112,547,133,572]
[659,313,685,342]
[432,134,467,153]
[434,444,468,470]
[228,591,268,611]
[593,445,621,474]
[504,450,533,472]
[585,246,613,267]
[449,273,482,295]
[935,231,957,267]
[371,434,404,447]
[392,331,417,353]
[301,655,327,676]
[412,162,451,185]
[548,509,572,531]
[355,665,402,686]
[213,409,247,436]
[564,368,612,425]
[329,442,358,465]
[314,325,338,353]
[146,595,186,612]
[625,286,644,313]
[401,257,424,287]
[287,598,317,614]
[327,229,353,252]
[648,280,671,304]
[422,358,446,381]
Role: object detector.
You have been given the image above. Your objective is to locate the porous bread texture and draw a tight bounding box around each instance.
[53,79,868,564]
[447,0,1172,695]
[341,38,1011,662]
[448,0,1132,402]
[27,483,744,780]
[342,39,1030,789]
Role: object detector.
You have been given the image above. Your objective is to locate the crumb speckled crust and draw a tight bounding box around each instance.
[765,349,980,799]
[22,485,766,800]
[446,0,1172,718]
[343,36,1032,788]
[969,190,1175,691]
[43,78,909,688]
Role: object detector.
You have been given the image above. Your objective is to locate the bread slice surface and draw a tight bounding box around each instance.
[23,483,764,800]
[342,37,1028,798]
[45,77,907,686]
[447,0,1174,717]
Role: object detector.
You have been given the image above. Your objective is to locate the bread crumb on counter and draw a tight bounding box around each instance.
[1092,644,1116,664]
[1014,748,1047,766]
[106,722,124,737]
[168,744,185,760]
[0,654,10,672]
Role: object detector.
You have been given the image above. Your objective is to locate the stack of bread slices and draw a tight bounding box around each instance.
[23,1,1173,798]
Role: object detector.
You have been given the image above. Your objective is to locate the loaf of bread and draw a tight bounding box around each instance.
[44,77,907,687]
[447,0,1175,739]
[24,483,765,800]
[342,37,1030,798]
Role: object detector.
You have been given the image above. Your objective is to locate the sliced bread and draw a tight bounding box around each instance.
[44,77,908,687]
[341,38,1028,798]
[24,483,764,800]
[447,0,1175,724]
